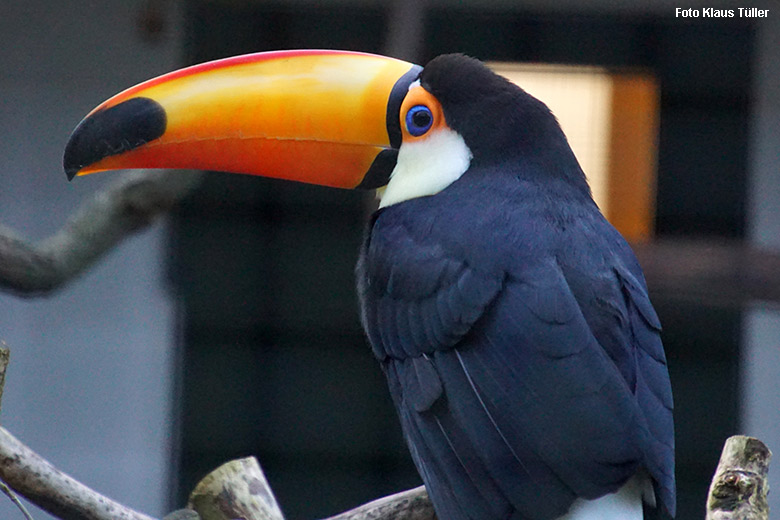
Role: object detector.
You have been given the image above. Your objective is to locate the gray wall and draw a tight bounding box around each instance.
[743,11,780,517]
[0,1,183,517]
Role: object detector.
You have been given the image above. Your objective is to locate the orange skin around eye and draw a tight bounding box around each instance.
[400,85,450,142]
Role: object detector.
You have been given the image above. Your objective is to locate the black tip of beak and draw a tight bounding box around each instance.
[63,97,167,180]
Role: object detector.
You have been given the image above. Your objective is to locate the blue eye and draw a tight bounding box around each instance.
[405,105,434,137]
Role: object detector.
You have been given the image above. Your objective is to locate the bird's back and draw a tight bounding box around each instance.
[357,167,674,520]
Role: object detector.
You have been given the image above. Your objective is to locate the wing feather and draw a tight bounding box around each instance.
[358,213,675,519]
[386,361,510,519]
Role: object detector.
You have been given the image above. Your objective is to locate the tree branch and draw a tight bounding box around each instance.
[0,480,34,520]
[323,485,433,520]
[0,169,203,297]
[182,455,433,520]
[0,426,158,520]
[0,342,9,415]
[0,343,32,520]
[187,458,284,520]
[706,435,772,520]
[0,427,772,520]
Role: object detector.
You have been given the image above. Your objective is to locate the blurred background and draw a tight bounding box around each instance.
[0,0,778,519]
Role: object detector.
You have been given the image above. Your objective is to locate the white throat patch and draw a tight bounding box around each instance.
[379,128,472,208]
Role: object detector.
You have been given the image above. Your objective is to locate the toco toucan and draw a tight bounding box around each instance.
[64,50,675,520]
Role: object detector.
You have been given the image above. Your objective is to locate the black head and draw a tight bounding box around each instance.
[419,54,588,189]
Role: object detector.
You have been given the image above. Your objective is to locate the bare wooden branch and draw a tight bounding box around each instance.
[0,480,34,520]
[185,456,435,520]
[0,426,158,520]
[324,485,434,520]
[0,342,9,415]
[0,169,203,297]
[188,457,284,520]
[0,343,34,520]
[706,435,772,520]
[0,426,770,520]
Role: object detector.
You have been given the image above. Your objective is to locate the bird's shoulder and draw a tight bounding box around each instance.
[359,184,667,389]
[356,186,606,360]
[363,178,635,297]
[357,202,505,362]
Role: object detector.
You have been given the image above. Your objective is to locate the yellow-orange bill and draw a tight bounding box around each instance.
[64,50,421,189]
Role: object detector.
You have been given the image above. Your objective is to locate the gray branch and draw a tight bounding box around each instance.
[0,427,772,520]
[187,458,284,520]
[707,435,772,520]
[0,426,157,520]
[0,169,203,297]
[179,457,434,520]
[324,485,434,520]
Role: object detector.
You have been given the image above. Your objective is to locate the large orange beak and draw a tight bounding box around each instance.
[64,50,421,189]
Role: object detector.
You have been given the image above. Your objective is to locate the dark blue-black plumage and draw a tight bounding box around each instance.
[356,54,674,520]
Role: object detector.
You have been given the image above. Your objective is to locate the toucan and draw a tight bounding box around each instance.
[63,50,675,520]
